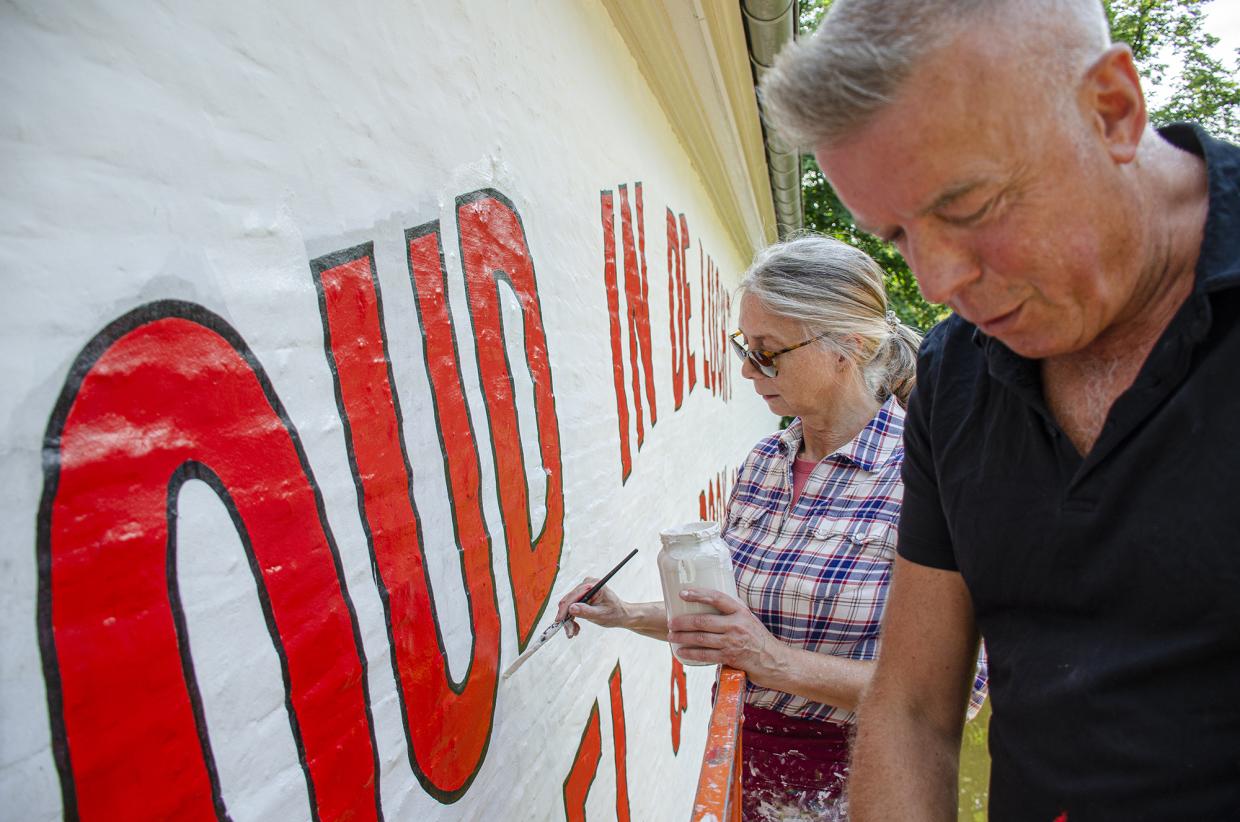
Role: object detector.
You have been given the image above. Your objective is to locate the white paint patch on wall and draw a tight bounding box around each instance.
[175,479,314,822]
[0,0,778,820]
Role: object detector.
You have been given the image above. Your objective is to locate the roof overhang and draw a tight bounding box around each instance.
[601,0,800,261]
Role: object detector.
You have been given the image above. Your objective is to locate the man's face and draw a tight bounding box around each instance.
[815,41,1136,359]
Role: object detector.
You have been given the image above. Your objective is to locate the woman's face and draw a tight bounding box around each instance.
[735,293,850,419]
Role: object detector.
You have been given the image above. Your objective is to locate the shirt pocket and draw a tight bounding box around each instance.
[813,517,896,563]
[809,518,895,642]
[723,499,780,584]
[760,517,882,606]
[725,499,777,541]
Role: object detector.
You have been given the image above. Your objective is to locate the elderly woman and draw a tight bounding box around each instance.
[556,235,983,820]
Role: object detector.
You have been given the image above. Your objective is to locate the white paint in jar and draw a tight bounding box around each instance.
[657,520,739,666]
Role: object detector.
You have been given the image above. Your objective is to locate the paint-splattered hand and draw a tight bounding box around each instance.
[667,588,783,680]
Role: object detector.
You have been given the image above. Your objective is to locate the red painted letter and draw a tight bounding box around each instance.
[38,302,380,821]
[457,190,565,648]
[609,664,631,822]
[603,190,633,482]
[670,655,688,755]
[563,703,602,822]
[313,241,500,802]
[667,208,686,411]
[619,183,657,438]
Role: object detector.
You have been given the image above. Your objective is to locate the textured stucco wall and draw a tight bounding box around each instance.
[0,2,777,819]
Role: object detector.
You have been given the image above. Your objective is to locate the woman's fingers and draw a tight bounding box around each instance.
[568,600,612,621]
[558,580,596,608]
[555,578,600,621]
[679,588,744,614]
[674,646,723,665]
[667,630,725,649]
[668,608,771,673]
[667,612,732,634]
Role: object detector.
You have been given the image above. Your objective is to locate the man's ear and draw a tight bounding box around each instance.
[1081,43,1147,164]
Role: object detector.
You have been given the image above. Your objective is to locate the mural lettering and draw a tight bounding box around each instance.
[604,188,735,483]
[698,469,732,524]
[699,250,733,401]
[608,664,632,822]
[601,183,658,483]
[667,209,696,410]
[37,303,382,821]
[563,664,632,821]
[38,188,563,816]
[563,703,601,822]
[311,188,564,800]
[669,654,688,754]
[456,190,565,648]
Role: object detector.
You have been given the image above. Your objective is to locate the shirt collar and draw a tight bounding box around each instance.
[1161,124,1240,296]
[777,395,905,472]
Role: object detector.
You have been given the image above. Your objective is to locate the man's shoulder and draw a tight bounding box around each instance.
[1196,128,1240,290]
[905,314,1004,437]
[917,314,986,381]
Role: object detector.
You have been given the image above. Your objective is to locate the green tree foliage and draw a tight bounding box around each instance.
[801,154,949,330]
[1107,0,1240,138]
[796,0,1239,332]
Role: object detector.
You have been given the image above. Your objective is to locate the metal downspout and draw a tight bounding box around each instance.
[741,0,801,239]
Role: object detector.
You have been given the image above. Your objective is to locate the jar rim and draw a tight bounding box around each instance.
[659,519,721,546]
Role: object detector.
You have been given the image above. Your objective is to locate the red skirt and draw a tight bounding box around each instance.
[741,702,850,821]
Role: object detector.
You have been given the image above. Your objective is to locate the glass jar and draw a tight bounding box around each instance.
[657,520,739,666]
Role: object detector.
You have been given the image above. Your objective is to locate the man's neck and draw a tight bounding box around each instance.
[1041,132,1209,455]
[1067,133,1208,364]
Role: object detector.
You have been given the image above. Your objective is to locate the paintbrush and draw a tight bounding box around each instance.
[501,547,639,680]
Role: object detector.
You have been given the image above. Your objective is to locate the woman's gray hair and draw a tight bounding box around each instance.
[759,0,1111,150]
[739,235,922,406]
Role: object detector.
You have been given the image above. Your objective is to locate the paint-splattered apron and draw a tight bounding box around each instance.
[741,703,850,821]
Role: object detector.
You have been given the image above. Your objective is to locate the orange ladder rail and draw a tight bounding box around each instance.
[691,666,746,821]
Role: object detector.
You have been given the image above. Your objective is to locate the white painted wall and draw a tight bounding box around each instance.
[0,1,776,820]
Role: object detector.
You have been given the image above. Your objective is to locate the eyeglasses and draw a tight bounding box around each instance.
[728,330,831,378]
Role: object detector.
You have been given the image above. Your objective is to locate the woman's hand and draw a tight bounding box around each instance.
[667,588,787,684]
[554,578,630,638]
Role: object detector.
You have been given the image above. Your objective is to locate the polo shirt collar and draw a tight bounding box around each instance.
[777,395,905,472]
[1163,124,1240,296]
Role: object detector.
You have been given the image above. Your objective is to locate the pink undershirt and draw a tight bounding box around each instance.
[791,455,818,503]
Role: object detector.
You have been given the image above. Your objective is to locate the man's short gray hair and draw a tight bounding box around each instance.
[760,0,1112,150]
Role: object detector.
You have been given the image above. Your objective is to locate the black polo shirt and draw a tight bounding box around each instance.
[898,125,1240,821]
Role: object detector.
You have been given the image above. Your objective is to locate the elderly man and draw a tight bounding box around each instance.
[762,0,1240,819]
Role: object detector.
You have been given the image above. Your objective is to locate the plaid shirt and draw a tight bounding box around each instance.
[725,397,987,725]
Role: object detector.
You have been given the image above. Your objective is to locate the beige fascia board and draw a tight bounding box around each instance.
[699,1,779,247]
[600,0,778,263]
